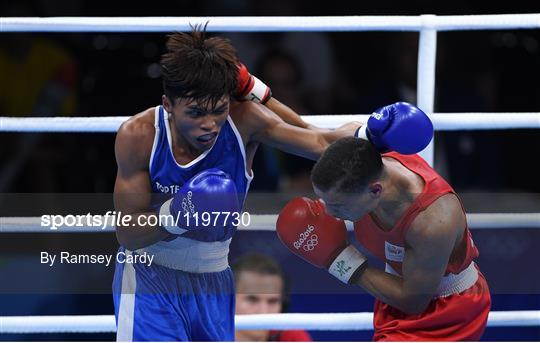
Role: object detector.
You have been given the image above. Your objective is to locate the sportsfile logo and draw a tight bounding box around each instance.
[293,224,318,251]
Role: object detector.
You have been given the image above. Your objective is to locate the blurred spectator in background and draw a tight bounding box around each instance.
[0,4,78,193]
[233,254,311,342]
[361,32,418,109]
[250,49,315,193]
[218,0,337,195]
[219,0,338,114]
[255,49,309,114]
[360,32,504,190]
[435,32,504,191]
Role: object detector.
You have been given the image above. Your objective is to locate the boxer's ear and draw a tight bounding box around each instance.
[162,95,173,113]
[368,183,382,198]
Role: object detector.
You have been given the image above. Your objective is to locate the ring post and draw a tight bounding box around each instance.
[417,14,437,166]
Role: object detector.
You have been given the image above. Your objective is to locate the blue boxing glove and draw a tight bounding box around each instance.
[158,168,241,242]
[355,102,434,154]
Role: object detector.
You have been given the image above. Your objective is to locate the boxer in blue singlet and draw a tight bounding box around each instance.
[112,27,432,341]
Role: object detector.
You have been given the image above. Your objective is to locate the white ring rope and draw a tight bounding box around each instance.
[0,311,538,333]
[1,14,540,32]
[1,113,539,132]
[1,213,539,233]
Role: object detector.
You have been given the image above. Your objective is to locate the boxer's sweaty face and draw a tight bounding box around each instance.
[314,185,380,221]
[167,96,230,152]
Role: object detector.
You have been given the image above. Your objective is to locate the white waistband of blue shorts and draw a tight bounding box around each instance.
[385,262,478,298]
[136,236,231,273]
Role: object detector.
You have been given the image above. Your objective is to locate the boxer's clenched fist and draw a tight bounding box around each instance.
[276,197,367,283]
[355,102,433,154]
[235,62,272,104]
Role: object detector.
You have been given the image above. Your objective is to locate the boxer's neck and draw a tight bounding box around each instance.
[371,158,424,230]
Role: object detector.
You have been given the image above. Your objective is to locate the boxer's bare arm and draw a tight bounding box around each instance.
[354,194,464,314]
[114,110,170,250]
[232,101,360,160]
[264,98,319,130]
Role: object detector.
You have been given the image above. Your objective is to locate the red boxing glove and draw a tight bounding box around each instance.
[276,197,367,283]
[235,63,272,104]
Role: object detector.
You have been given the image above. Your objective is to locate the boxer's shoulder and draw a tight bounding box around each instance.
[408,193,465,243]
[228,100,263,142]
[119,107,156,138]
[115,107,156,169]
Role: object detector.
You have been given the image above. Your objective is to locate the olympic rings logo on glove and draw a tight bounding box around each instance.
[181,191,195,214]
[302,234,319,251]
[371,111,384,120]
[293,224,315,249]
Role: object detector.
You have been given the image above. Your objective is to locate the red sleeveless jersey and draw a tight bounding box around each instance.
[354,152,479,275]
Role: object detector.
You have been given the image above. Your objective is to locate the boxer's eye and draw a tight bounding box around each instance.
[267,297,281,305]
[246,295,259,303]
[187,109,206,117]
[210,104,228,116]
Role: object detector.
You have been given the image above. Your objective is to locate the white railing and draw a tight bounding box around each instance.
[1,113,539,133]
[1,14,540,32]
[1,311,538,333]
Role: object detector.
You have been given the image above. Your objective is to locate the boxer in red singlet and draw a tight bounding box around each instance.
[277,137,491,341]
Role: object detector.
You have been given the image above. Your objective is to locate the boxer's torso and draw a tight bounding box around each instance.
[147,105,253,239]
[354,152,479,275]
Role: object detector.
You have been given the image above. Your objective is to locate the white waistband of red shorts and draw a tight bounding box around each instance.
[385,262,478,298]
[137,236,231,273]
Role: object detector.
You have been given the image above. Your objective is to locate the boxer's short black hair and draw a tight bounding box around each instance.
[311,137,383,193]
[160,25,238,109]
